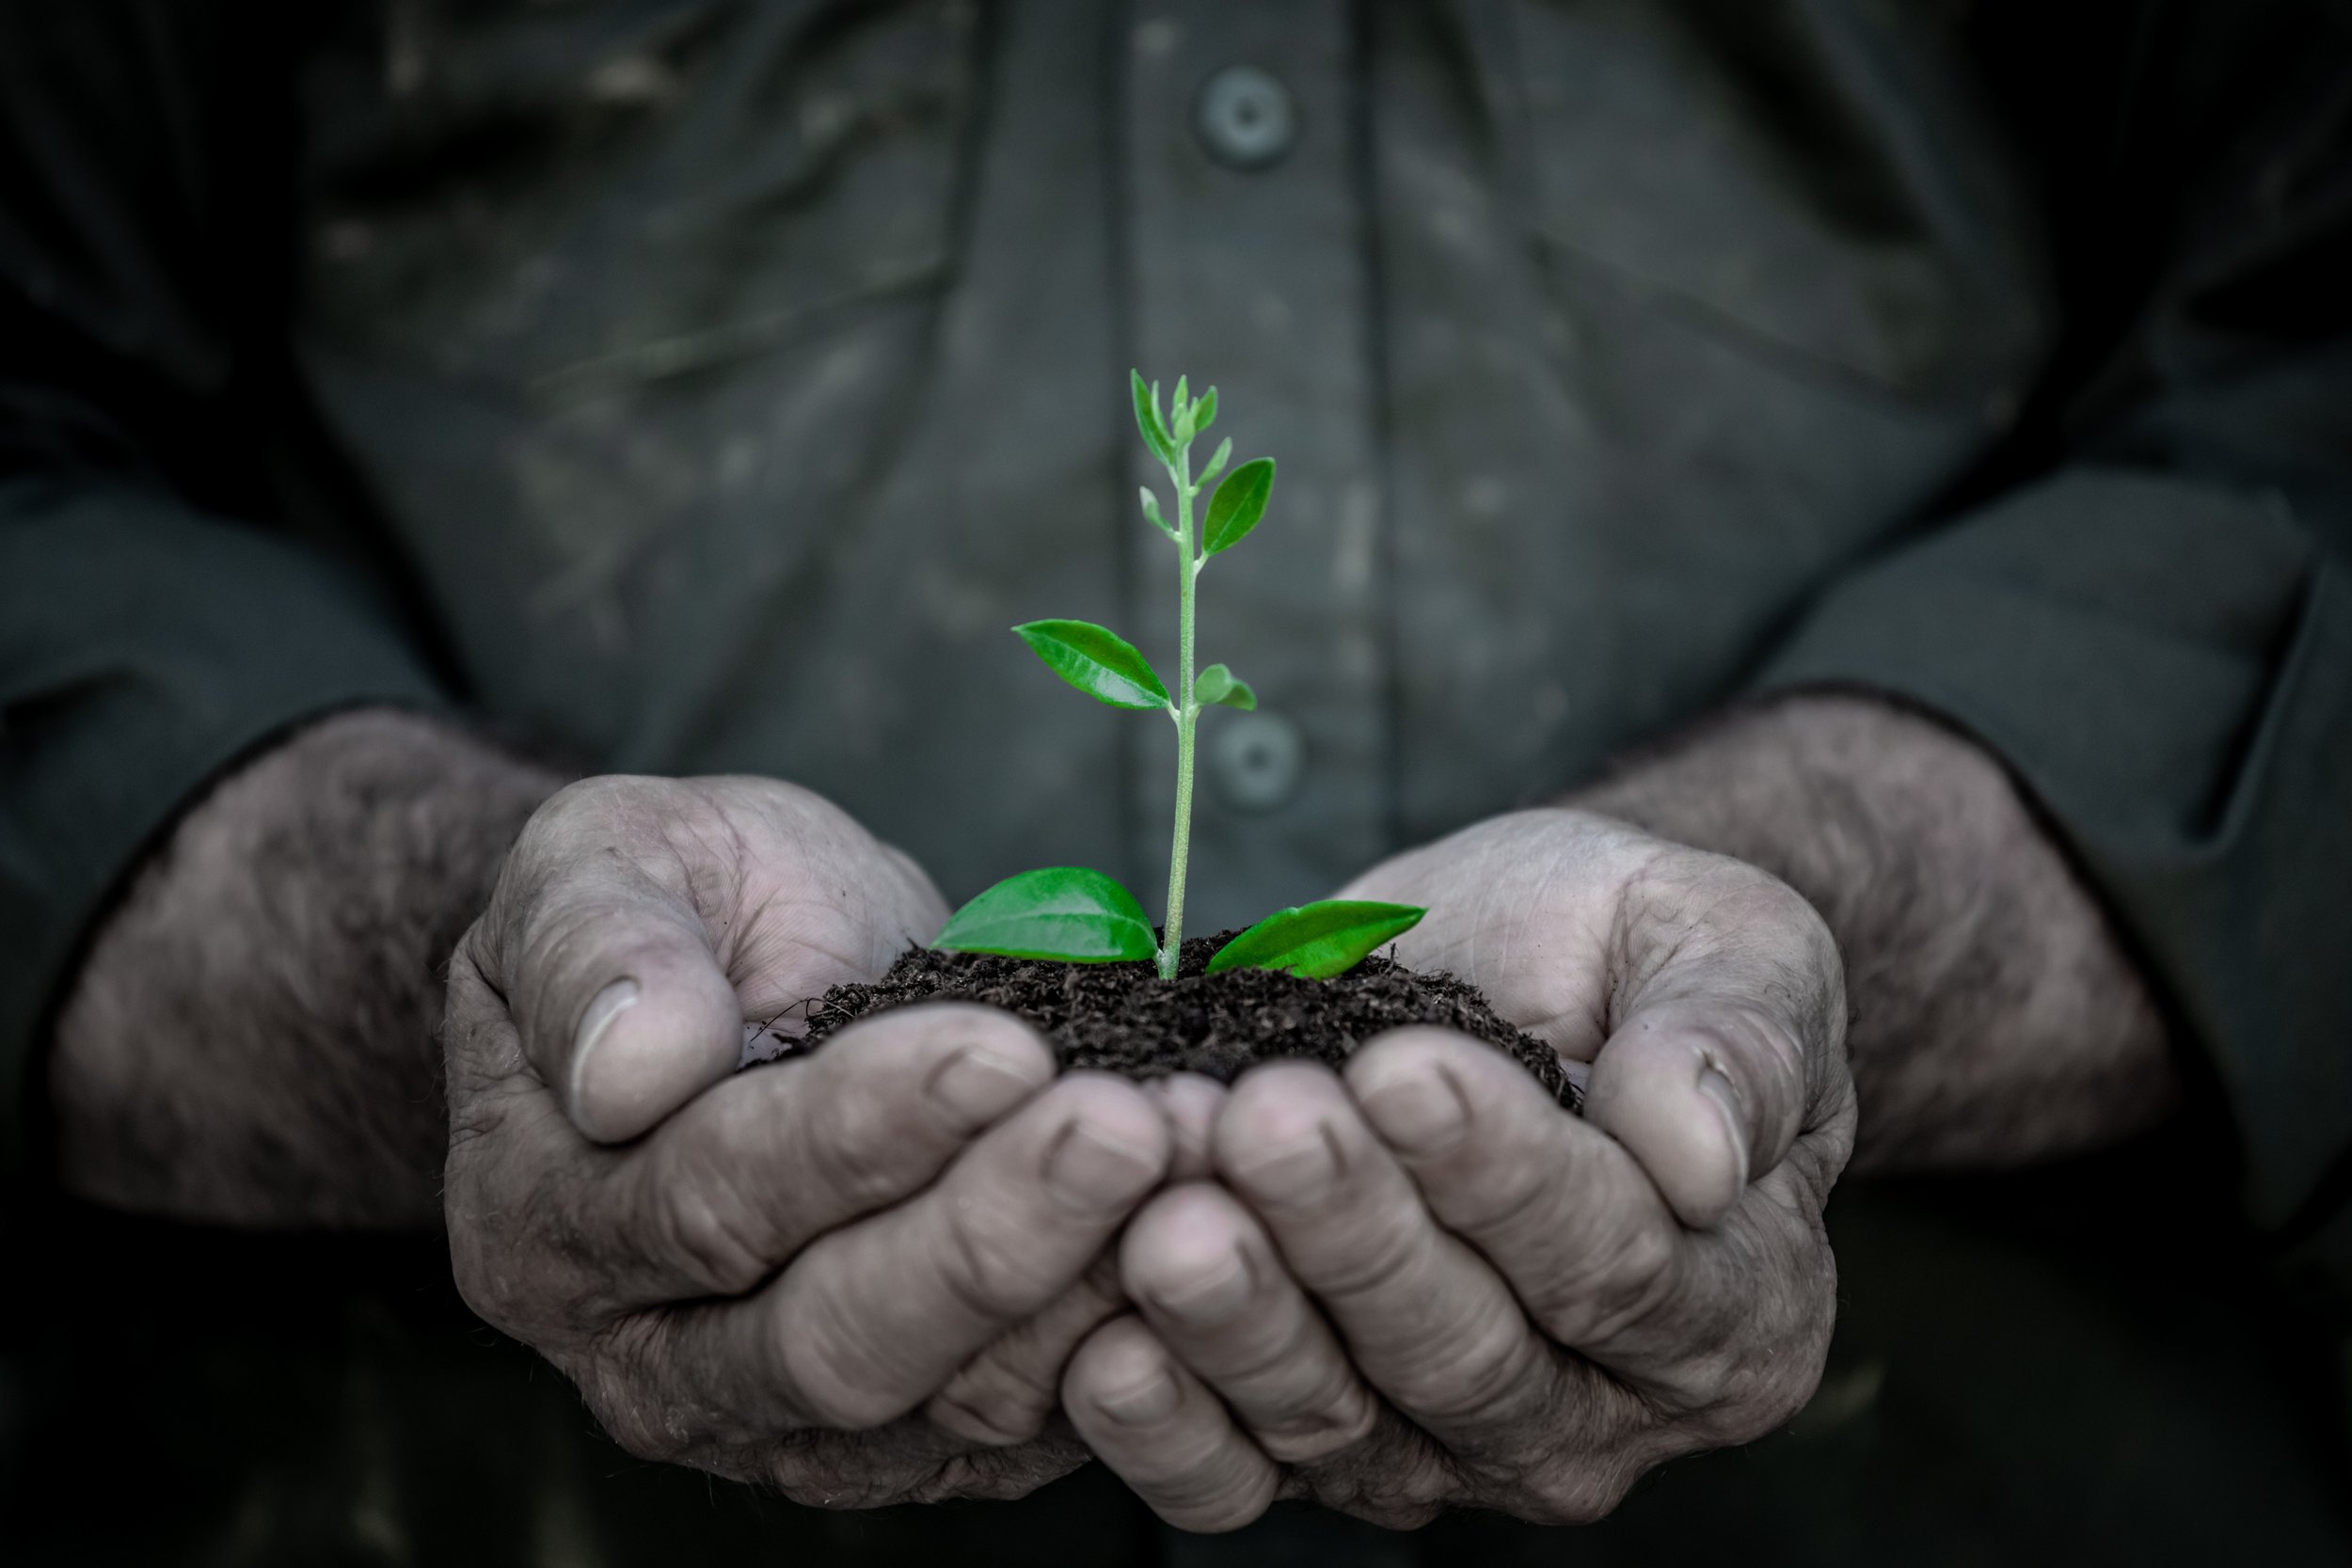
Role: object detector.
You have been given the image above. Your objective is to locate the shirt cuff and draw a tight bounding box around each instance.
[0,477,449,1173]
[1752,466,2352,1291]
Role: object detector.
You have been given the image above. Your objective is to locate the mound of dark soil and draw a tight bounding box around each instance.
[782,931,1579,1111]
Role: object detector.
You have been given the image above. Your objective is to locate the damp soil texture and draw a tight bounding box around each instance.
[788,931,1580,1112]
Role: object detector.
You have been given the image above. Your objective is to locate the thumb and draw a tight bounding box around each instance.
[1583,863,1845,1228]
[478,832,743,1145]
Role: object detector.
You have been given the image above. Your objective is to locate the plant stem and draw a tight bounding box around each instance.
[1159,442,1199,979]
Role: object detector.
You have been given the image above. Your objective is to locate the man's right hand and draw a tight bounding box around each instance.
[440,776,1171,1503]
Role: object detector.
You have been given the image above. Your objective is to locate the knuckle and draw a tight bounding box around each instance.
[492,782,626,895]
[1313,1217,1422,1304]
[652,1173,774,1297]
[941,1200,1057,1322]
[807,1072,927,1211]
[765,1238,973,1432]
[1254,1380,1381,1465]
[927,1370,1051,1447]
[777,1317,905,1432]
[1528,1214,1679,1345]
[1439,1139,1555,1239]
[1396,1312,1538,1426]
[1516,1460,1635,1528]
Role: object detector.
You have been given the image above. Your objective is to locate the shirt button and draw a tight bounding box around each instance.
[1210,711,1305,813]
[1194,65,1297,170]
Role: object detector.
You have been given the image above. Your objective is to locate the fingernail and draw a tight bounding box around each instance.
[1358,1069,1468,1153]
[1148,1247,1253,1329]
[570,979,639,1104]
[1231,1124,1339,1205]
[1697,1065,1752,1188]
[927,1045,1046,1127]
[1093,1366,1180,1426]
[1047,1121,1161,1208]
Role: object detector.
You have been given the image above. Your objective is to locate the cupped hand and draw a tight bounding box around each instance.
[440,775,1172,1503]
[1061,808,1858,1529]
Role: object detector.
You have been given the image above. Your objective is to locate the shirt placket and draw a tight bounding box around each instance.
[1120,0,1390,931]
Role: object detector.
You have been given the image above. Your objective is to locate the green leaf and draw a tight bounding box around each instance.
[1193,663,1257,710]
[1138,486,1173,538]
[1193,387,1217,436]
[1013,619,1170,710]
[934,866,1158,962]
[1199,436,1232,486]
[1205,900,1426,979]
[1202,457,1276,555]
[1131,369,1172,464]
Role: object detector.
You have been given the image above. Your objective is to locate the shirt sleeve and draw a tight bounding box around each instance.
[1753,3,2352,1292]
[1755,466,2352,1289]
[0,477,447,1171]
[0,5,448,1169]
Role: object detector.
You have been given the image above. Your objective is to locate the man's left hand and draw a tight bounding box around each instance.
[1060,809,1859,1530]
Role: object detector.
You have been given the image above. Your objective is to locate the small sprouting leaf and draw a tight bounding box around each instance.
[1139,486,1174,538]
[1204,900,1426,979]
[1013,619,1170,710]
[1171,375,1189,424]
[1199,436,1233,486]
[1193,663,1257,710]
[1131,369,1172,464]
[934,866,1158,962]
[1193,387,1218,436]
[1202,457,1275,555]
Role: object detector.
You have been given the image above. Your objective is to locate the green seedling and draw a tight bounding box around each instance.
[934,373,1423,980]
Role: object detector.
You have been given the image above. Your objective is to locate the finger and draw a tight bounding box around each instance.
[920,1071,1234,1449]
[622,1005,1065,1299]
[1586,864,1843,1226]
[927,1254,1128,1446]
[1120,1182,1378,1465]
[694,1072,1171,1433]
[1063,1315,1282,1533]
[443,996,1056,1323]
[1354,1026,1845,1438]
[1144,1072,1228,1181]
[1212,1064,1575,1458]
[475,784,745,1142]
[1345,1029,1692,1360]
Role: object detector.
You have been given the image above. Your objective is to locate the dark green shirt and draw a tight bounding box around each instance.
[3,1,2349,1560]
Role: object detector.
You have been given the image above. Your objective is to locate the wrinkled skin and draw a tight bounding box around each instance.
[442,784,1854,1524]
[1060,809,1859,1530]
[439,776,1176,1504]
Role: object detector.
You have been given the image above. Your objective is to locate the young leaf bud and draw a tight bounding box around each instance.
[1200,437,1233,486]
[1139,486,1174,538]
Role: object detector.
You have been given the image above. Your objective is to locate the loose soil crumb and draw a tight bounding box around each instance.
[780,931,1580,1111]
